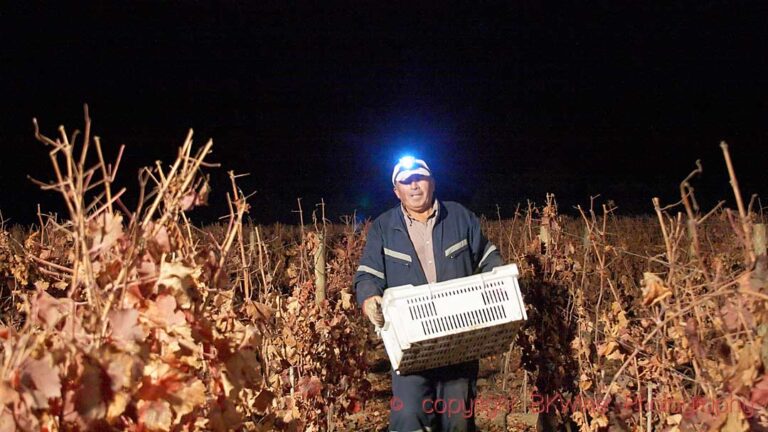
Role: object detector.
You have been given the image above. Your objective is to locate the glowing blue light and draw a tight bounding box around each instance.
[399,156,416,169]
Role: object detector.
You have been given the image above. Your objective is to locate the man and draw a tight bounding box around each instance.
[354,156,503,432]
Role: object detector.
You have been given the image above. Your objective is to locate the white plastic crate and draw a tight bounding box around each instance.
[379,264,527,375]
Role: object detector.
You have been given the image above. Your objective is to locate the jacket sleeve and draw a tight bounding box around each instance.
[354,220,387,306]
[468,210,503,273]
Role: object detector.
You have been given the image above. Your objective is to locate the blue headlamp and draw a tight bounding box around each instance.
[391,156,432,185]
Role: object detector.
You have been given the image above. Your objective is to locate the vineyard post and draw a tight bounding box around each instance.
[237,216,251,301]
[539,224,551,254]
[314,232,326,305]
[327,401,335,432]
[500,340,514,431]
[249,227,257,295]
[314,199,327,306]
[522,369,528,413]
[754,223,767,257]
[646,385,653,432]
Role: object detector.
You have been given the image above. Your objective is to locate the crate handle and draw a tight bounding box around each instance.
[376,321,391,334]
[427,282,435,300]
[479,272,491,291]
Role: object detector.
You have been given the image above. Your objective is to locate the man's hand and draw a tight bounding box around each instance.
[363,296,385,327]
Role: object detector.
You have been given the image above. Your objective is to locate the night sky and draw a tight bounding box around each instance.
[1,2,767,225]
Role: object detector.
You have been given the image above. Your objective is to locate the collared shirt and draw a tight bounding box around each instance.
[354,200,504,306]
[400,200,439,283]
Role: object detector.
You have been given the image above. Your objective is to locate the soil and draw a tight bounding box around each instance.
[342,333,540,431]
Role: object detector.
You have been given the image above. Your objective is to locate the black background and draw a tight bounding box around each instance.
[1,2,766,225]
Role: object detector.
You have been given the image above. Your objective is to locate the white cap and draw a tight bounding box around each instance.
[391,157,432,185]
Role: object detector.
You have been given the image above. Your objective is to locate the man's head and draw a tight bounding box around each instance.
[391,157,435,215]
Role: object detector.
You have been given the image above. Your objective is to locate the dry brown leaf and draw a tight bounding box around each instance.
[571,411,588,430]
[62,313,89,343]
[181,192,196,212]
[590,414,609,429]
[597,341,619,359]
[610,301,629,329]
[224,348,263,392]
[88,212,124,255]
[138,399,173,432]
[642,272,672,306]
[103,349,142,392]
[733,343,759,392]
[252,390,274,415]
[138,253,158,278]
[297,375,322,399]
[0,410,15,432]
[751,375,768,406]
[667,414,682,426]
[208,399,242,432]
[169,379,205,423]
[340,291,353,310]
[578,373,593,391]
[34,291,72,329]
[721,299,754,332]
[108,308,146,347]
[74,361,107,422]
[196,182,210,206]
[244,301,273,322]
[0,383,19,406]
[140,360,175,394]
[720,408,749,432]
[145,294,186,328]
[153,225,171,253]
[107,391,130,422]
[19,353,60,409]
[181,182,210,211]
[156,261,200,307]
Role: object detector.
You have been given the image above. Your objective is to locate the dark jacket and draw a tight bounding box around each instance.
[355,200,503,306]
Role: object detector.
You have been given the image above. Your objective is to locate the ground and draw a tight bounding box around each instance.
[343,332,539,432]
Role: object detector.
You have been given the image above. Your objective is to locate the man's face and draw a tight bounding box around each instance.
[393,175,435,214]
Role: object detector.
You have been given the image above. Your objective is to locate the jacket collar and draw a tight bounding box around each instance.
[389,199,446,233]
